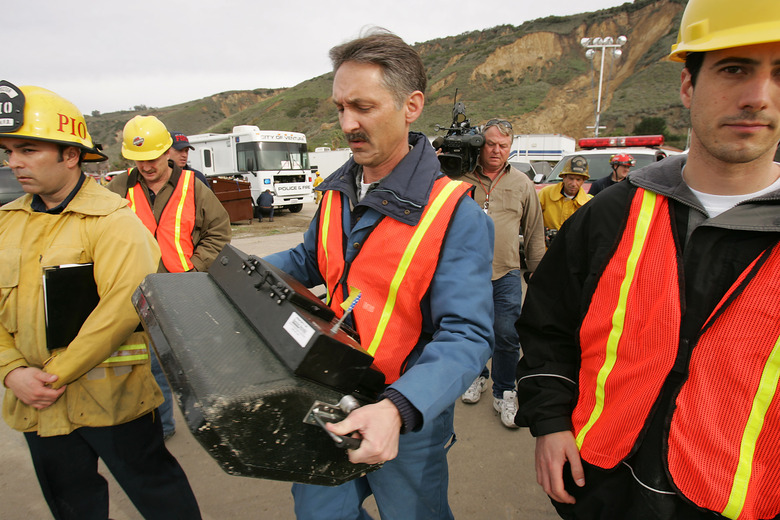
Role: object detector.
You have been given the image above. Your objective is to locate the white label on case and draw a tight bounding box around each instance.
[283,312,315,348]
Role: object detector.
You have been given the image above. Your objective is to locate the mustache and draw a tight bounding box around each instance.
[344,132,369,142]
[721,111,774,127]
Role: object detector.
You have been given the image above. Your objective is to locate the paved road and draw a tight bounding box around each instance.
[0,203,559,519]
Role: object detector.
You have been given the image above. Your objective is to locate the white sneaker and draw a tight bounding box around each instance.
[461,376,488,404]
[493,390,520,429]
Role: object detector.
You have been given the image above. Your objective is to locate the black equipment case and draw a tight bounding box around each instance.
[132,245,385,486]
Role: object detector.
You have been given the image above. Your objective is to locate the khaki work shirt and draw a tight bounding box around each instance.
[462,164,545,278]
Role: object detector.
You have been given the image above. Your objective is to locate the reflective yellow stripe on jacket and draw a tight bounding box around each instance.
[97,343,149,367]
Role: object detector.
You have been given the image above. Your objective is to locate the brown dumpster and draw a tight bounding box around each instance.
[210,177,254,224]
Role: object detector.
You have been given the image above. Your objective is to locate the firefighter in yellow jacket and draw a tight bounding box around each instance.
[107,115,230,440]
[537,155,592,231]
[0,81,201,519]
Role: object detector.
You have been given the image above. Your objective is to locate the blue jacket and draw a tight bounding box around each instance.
[258,190,274,207]
[265,132,494,430]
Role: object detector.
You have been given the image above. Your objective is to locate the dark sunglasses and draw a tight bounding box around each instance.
[484,119,513,131]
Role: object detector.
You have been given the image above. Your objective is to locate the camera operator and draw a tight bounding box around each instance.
[459,118,545,428]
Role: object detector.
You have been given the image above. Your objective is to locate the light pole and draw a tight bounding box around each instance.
[581,35,627,137]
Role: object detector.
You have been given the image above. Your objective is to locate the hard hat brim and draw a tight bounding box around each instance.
[670,20,780,62]
[0,133,108,162]
[121,145,168,162]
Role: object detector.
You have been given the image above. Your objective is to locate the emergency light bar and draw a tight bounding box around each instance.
[578,135,664,149]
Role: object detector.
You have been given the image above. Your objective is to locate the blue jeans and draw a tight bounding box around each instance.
[292,405,456,520]
[150,351,176,436]
[258,206,274,220]
[480,270,523,397]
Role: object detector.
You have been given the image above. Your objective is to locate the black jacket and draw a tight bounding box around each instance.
[516,154,780,519]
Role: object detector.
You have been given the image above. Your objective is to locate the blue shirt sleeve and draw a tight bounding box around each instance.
[263,209,324,288]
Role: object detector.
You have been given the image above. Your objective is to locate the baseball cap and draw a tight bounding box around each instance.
[171,132,194,150]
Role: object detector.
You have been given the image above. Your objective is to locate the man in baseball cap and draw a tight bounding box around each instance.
[169,131,208,186]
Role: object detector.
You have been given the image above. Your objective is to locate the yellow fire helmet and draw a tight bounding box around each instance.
[121,115,173,161]
[561,155,589,179]
[669,0,780,62]
[0,80,107,162]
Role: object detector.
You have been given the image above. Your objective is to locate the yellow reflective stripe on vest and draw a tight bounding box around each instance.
[365,180,461,356]
[576,190,658,448]
[126,169,137,213]
[102,343,149,363]
[723,336,780,519]
[127,186,137,213]
[321,191,335,302]
[173,170,193,272]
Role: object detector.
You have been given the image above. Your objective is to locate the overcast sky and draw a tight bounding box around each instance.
[8,0,633,114]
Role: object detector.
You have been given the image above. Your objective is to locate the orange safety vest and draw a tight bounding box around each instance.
[573,188,780,520]
[317,177,471,383]
[126,170,196,272]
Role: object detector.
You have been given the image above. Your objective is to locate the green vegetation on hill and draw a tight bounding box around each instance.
[86,0,691,170]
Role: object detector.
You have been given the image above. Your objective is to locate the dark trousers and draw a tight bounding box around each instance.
[25,411,201,520]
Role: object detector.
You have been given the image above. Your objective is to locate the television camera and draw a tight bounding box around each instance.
[432,94,484,178]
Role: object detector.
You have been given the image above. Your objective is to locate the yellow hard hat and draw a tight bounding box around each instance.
[121,115,173,161]
[0,81,107,162]
[561,155,589,179]
[669,0,780,62]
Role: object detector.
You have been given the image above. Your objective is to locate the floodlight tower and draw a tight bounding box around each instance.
[581,35,628,136]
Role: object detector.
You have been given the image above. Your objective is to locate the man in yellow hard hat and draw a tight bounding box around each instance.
[107,115,231,440]
[312,169,324,204]
[516,0,780,518]
[537,155,592,233]
[108,115,230,274]
[0,81,201,519]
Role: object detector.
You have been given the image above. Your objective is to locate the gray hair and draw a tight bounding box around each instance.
[329,28,427,108]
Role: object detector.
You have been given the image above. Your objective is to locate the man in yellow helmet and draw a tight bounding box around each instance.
[107,115,231,440]
[108,116,230,274]
[516,1,780,518]
[312,169,324,204]
[0,81,201,519]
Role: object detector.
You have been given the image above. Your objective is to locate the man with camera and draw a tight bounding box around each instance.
[460,119,545,428]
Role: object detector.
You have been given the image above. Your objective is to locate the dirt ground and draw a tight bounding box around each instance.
[229,205,316,240]
[0,200,560,520]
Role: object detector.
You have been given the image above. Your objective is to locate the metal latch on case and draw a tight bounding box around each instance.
[303,395,362,449]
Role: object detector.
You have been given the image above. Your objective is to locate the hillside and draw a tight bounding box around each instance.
[86,0,688,171]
